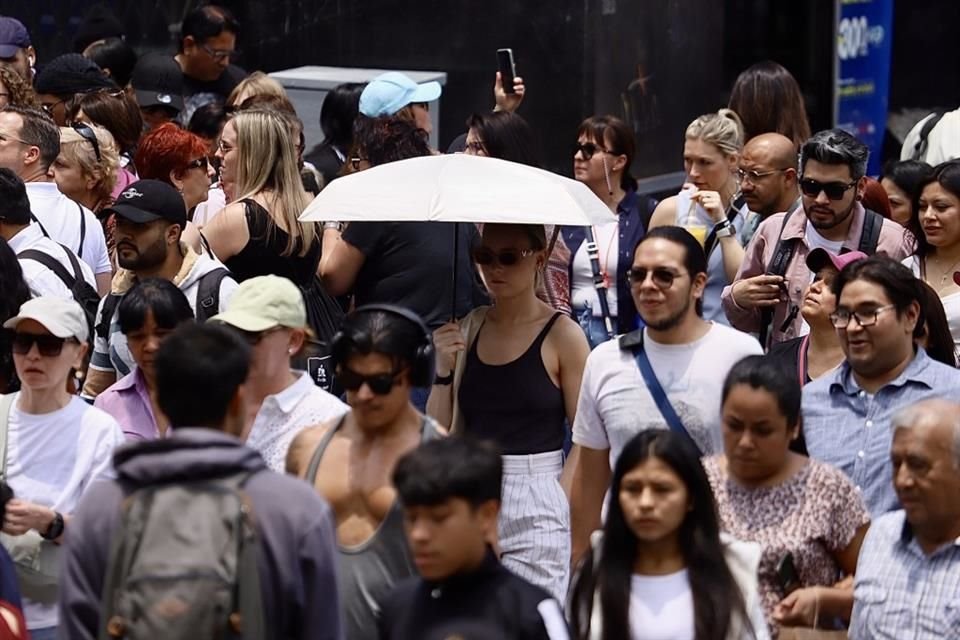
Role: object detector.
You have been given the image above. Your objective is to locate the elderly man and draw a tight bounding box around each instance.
[849,398,960,639]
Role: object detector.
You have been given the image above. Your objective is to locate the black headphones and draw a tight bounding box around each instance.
[329,304,435,388]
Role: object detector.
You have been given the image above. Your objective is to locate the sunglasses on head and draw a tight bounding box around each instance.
[626,266,686,289]
[799,177,857,201]
[471,247,535,267]
[338,367,402,395]
[71,122,101,162]
[573,142,608,161]
[12,332,76,357]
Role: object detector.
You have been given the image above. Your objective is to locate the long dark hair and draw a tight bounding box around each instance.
[917,280,957,367]
[728,61,811,147]
[570,430,754,640]
[577,115,638,192]
[911,160,960,259]
[465,111,542,167]
[0,237,32,393]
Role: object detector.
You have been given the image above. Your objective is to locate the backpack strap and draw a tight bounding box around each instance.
[758,210,799,348]
[194,268,230,323]
[77,202,86,260]
[96,294,122,341]
[912,111,945,161]
[17,249,78,289]
[857,209,883,254]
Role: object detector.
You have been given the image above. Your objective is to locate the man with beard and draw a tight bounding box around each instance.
[736,133,802,245]
[82,180,237,399]
[568,226,762,563]
[721,129,910,346]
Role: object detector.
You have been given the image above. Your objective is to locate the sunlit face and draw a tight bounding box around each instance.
[475,225,543,300]
[738,143,794,217]
[880,177,913,227]
[618,456,690,546]
[801,159,863,232]
[52,149,95,202]
[12,319,87,392]
[891,421,960,534]
[403,497,497,581]
[800,266,839,326]
[114,217,175,271]
[683,138,736,192]
[215,120,239,193]
[918,182,960,250]
[36,93,69,126]
[835,278,918,379]
[630,238,704,331]
[722,384,797,484]
[342,351,412,430]
[0,111,30,174]
[125,310,176,382]
[182,32,236,82]
[180,156,213,211]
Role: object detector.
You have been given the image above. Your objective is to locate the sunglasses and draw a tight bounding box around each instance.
[72,122,101,162]
[12,332,76,357]
[200,43,241,62]
[626,267,687,289]
[573,142,608,161]
[800,177,857,201]
[339,367,402,395]
[232,326,284,346]
[472,247,536,267]
[40,98,67,116]
[185,156,208,171]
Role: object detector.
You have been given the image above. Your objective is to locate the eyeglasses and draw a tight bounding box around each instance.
[800,177,858,201]
[471,247,536,267]
[199,44,240,62]
[338,367,403,395]
[12,332,76,357]
[829,304,896,329]
[185,157,208,171]
[217,139,234,154]
[0,128,31,146]
[41,98,67,116]
[71,122,101,162]
[350,157,368,171]
[737,168,787,184]
[464,140,486,155]
[573,142,608,161]
[626,267,687,289]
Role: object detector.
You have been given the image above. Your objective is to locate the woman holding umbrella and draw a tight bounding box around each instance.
[427,222,590,603]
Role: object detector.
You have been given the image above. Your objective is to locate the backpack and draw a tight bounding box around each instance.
[17,247,100,347]
[98,468,266,640]
[758,207,883,347]
[95,268,230,341]
[911,111,946,162]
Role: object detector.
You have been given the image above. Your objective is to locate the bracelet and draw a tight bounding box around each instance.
[434,372,453,386]
[323,221,343,232]
[714,219,735,238]
[41,511,64,540]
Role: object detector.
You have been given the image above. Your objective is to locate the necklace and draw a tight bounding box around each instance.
[924,253,960,291]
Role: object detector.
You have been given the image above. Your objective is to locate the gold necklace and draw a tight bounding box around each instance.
[926,254,960,288]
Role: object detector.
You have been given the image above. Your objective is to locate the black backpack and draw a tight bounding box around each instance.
[18,247,100,347]
[95,268,230,341]
[911,111,946,162]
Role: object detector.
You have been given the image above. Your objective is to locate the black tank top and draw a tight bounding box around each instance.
[458,312,566,455]
[223,199,321,285]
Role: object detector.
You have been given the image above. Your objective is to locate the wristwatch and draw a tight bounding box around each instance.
[41,511,64,540]
[434,372,454,386]
[323,221,343,232]
[714,220,735,238]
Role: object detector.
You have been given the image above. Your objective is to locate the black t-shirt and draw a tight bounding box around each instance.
[765,337,809,455]
[182,63,247,100]
[341,221,485,328]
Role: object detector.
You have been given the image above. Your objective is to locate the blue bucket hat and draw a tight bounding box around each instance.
[359,71,441,118]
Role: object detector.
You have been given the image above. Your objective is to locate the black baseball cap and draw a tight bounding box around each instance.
[130,53,185,112]
[104,180,187,226]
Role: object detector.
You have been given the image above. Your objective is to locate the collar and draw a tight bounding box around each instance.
[111,242,198,295]
[23,180,62,196]
[262,371,315,415]
[112,368,150,393]
[781,201,868,245]
[617,189,639,215]
[830,348,936,396]
[898,513,960,551]
[423,547,501,594]
[7,222,43,251]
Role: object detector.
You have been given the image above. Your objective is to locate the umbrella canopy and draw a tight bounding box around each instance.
[299,154,616,226]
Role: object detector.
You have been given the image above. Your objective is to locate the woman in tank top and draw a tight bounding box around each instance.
[427,222,590,602]
[200,108,320,285]
[648,109,749,325]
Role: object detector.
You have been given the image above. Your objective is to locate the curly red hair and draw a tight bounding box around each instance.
[134,123,209,184]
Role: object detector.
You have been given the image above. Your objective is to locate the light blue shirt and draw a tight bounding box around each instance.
[850,510,960,639]
[802,348,960,516]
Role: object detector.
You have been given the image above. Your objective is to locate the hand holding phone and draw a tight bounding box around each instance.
[497,48,516,94]
[776,552,801,595]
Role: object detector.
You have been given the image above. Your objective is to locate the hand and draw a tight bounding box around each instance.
[732,275,786,309]
[432,322,465,376]
[690,189,725,223]
[2,499,54,536]
[494,72,525,113]
[773,587,820,627]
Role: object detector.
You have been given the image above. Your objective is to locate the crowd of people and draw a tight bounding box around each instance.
[0,4,958,640]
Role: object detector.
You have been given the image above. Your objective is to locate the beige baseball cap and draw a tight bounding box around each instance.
[209,275,306,332]
[3,297,89,343]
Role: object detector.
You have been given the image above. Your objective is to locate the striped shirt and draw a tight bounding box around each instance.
[802,349,960,516]
[850,510,960,639]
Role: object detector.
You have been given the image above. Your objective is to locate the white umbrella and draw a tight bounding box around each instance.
[299,153,616,226]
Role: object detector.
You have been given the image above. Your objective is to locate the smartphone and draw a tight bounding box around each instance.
[776,552,801,595]
[497,48,516,94]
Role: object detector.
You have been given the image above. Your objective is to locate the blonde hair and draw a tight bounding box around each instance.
[685,108,744,157]
[227,71,288,108]
[231,109,316,257]
[58,124,120,208]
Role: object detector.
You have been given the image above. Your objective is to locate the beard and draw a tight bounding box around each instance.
[643,294,695,332]
[807,197,857,231]
[117,235,168,271]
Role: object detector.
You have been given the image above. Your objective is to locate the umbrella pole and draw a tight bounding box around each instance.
[451,222,459,321]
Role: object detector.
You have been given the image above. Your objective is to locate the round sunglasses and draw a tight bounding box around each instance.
[471,247,536,267]
[338,367,403,395]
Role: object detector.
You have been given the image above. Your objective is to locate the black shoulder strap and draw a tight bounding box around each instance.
[61,243,87,283]
[857,209,883,255]
[194,268,230,322]
[17,249,77,289]
[96,293,123,340]
[912,111,945,160]
[758,210,799,348]
[76,202,86,259]
[703,195,746,258]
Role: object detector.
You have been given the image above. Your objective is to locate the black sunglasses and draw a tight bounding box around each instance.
[339,367,402,395]
[626,267,686,289]
[71,122,101,162]
[185,156,208,171]
[472,247,535,267]
[799,177,857,201]
[12,332,76,357]
[231,326,284,346]
[573,142,608,161]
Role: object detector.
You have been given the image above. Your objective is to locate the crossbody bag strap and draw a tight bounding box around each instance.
[623,332,701,454]
[703,194,746,258]
[0,394,14,481]
[77,202,86,259]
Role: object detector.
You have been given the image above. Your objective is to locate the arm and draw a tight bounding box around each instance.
[81,297,118,399]
[286,426,323,477]
[719,228,778,333]
[717,233,745,282]
[201,202,249,263]
[646,196,678,230]
[569,445,611,567]
[94,272,112,297]
[493,72,525,113]
[555,318,590,496]
[317,227,366,297]
[425,322,464,430]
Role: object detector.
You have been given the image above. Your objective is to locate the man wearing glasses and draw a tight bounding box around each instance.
[801,255,960,517]
[722,129,911,347]
[569,226,762,564]
[736,132,802,245]
[173,5,246,122]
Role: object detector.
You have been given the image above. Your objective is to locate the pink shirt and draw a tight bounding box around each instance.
[721,202,913,344]
[93,369,161,440]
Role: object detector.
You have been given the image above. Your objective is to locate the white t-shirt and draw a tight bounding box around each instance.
[804,221,845,260]
[191,186,227,227]
[7,223,96,298]
[25,181,112,276]
[571,221,620,317]
[3,395,126,629]
[573,324,762,462]
[629,571,695,640]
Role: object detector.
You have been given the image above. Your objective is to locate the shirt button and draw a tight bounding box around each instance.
[855,485,862,491]
[858,450,865,458]
[865,420,873,428]
[859,391,866,398]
